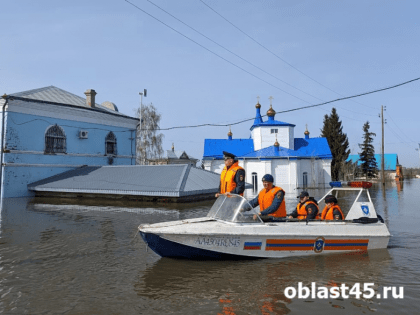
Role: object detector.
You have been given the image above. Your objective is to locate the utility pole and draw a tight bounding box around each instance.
[381,105,385,186]
[139,89,147,165]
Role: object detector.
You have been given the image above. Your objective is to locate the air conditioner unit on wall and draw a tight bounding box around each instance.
[79,130,88,139]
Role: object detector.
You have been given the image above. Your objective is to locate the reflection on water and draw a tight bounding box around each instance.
[0,180,419,314]
[135,250,391,314]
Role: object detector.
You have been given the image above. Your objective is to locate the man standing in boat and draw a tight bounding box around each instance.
[215,151,246,197]
[288,191,319,220]
[320,195,344,220]
[246,174,286,219]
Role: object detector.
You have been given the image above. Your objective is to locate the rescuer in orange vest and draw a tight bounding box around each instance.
[321,195,344,220]
[288,191,319,220]
[246,174,286,220]
[215,151,245,197]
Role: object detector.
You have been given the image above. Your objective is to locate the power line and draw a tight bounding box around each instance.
[386,124,412,145]
[144,0,323,103]
[153,77,420,131]
[199,0,379,111]
[128,0,379,118]
[124,0,311,104]
[144,0,377,118]
[316,103,378,120]
[124,1,418,132]
[386,112,416,143]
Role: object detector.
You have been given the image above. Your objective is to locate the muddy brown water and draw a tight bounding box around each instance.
[0,179,419,314]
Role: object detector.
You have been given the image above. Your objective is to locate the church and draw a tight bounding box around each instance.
[202,101,332,194]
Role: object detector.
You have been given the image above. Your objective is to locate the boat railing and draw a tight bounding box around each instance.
[318,186,378,220]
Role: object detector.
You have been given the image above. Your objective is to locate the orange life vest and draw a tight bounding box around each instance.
[321,204,344,220]
[258,186,286,217]
[220,162,244,196]
[296,200,319,220]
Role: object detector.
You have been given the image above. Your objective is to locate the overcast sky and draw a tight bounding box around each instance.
[2,0,420,167]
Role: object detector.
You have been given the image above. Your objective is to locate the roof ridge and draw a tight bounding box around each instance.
[178,164,192,192]
[10,85,56,96]
[11,85,95,106]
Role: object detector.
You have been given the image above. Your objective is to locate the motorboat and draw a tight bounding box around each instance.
[139,182,390,260]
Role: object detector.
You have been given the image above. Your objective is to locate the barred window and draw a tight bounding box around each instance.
[45,124,66,154]
[105,132,117,155]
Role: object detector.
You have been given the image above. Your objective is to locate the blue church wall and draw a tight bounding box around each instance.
[1,107,137,198]
[4,111,135,158]
[1,166,72,198]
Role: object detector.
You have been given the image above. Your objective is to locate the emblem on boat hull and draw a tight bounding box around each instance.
[361,204,370,215]
[314,237,325,253]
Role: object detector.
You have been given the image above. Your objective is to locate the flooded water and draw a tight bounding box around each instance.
[0,179,419,314]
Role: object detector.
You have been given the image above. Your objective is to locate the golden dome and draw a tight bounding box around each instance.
[274,140,279,147]
[255,102,261,109]
[267,105,276,117]
[228,130,233,137]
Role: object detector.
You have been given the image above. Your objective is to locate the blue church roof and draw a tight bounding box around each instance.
[203,139,254,159]
[203,104,330,161]
[347,154,399,171]
[250,106,295,130]
[203,137,331,160]
[241,137,332,159]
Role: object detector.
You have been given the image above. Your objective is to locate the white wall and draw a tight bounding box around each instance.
[204,160,225,174]
[243,160,270,192]
[204,157,332,193]
[288,126,294,150]
[321,159,332,184]
[251,128,262,150]
[203,160,212,172]
[297,159,312,187]
[259,126,291,150]
[272,159,289,187]
[294,158,333,187]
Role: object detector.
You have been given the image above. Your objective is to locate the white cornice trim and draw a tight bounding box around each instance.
[5,100,138,129]
[6,150,134,159]
[3,163,96,168]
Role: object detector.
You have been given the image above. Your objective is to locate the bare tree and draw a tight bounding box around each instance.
[136,103,164,165]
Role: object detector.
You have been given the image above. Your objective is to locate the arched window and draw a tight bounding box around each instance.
[105,132,117,155]
[45,124,66,154]
[303,172,308,188]
[252,172,258,192]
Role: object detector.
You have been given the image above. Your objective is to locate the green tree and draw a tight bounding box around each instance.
[321,107,350,181]
[136,103,164,165]
[359,121,378,178]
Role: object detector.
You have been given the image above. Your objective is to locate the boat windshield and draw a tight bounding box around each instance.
[207,194,263,224]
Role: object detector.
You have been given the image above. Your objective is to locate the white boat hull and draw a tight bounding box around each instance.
[139,218,390,260]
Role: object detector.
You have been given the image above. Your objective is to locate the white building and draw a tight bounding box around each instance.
[148,144,198,166]
[202,102,332,194]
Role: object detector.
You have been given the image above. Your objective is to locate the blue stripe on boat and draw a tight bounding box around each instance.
[244,242,262,247]
[140,232,261,260]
